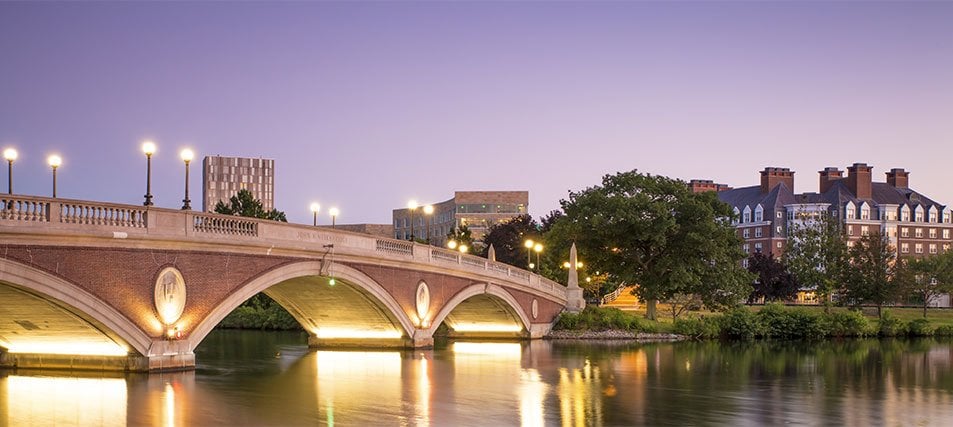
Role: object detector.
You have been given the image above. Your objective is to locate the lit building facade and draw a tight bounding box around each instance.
[202,155,275,212]
[694,164,953,306]
[392,191,529,245]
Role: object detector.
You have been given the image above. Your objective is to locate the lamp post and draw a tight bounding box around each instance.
[407,200,418,241]
[180,148,193,210]
[524,239,535,268]
[534,243,543,271]
[423,205,434,244]
[447,240,468,254]
[329,207,339,228]
[310,202,321,226]
[142,141,156,206]
[3,148,17,195]
[47,155,62,198]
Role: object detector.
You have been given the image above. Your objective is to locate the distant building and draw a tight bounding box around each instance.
[202,155,275,212]
[392,191,529,246]
[694,164,953,306]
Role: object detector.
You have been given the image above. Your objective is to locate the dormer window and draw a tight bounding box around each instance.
[845,203,855,220]
[754,204,764,222]
[927,206,936,223]
[901,206,911,222]
[915,206,924,222]
[743,206,751,223]
[860,202,870,220]
[733,207,740,224]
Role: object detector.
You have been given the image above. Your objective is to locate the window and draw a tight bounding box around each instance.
[754,205,764,222]
[861,225,869,236]
[754,243,762,253]
[755,228,763,238]
[901,243,909,253]
[860,203,870,220]
[902,228,909,238]
[916,228,923,238]
[946,212,952,224]
[743,229,750,238]
[846,205,855,219]
[916,243,923,254]
[742,258,749,268]
[743,206,751,223]
[743,244,750,253]
[928,208,936,223]
[777,241,783,249]
[944,229,950,239]
[930,244,938,254]
[902,207,911,222]
[733,207,740,224]
[777,211,783,219]
[915,207,924,222]
[847,225,854,236]
[930,229,937,239]
[776,226,783,234]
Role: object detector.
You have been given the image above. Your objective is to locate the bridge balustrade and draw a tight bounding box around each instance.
[192,214,258,236]
[375,239,414,256]
[60,202,147,227]
[1,196,50,222]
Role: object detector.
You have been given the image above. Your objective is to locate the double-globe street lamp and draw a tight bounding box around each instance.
[47,155,62,198]
[447,239,469,254]
[524,239,542,270]
[407,200,418,241]
[3,148,17,195]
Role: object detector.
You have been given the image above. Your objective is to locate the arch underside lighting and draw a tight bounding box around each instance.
[0,282,129,357]
[443,294,527,337]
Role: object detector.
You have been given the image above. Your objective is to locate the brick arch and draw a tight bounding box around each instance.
[188,261,416,351]
[0,257,152,356]
[430,283,531,334]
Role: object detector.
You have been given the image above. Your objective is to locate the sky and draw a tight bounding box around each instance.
[1,1,951,225]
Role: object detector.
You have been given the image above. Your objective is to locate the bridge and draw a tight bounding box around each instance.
[0,195,583,372]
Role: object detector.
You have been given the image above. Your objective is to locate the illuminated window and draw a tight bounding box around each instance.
[944,229,951,239]
[901,243,909,253]
[902,228,909,238]
[930,229,937,239]
[861,226,869,236]
[916,228,923,238]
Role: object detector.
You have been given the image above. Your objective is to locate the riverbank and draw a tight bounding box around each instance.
[546,329,685,341]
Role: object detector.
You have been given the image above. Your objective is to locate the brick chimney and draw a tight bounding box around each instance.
[846,163,873,199]
[689,179,729,193]
[886,168,909,189]
[818,167,843,193]
[760,167,794,194]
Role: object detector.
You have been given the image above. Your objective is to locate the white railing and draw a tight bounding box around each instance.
[193,214,258,236]
[601,284,627,305]
[1,196,50,222]
[60,202,146,227]
[0,194,567,302]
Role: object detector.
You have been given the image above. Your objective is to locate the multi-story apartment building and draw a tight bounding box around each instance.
[392,191,529,246]
[694,164,953,305]
[202,156,275,212]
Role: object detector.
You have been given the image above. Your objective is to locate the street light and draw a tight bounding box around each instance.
[562,261,584,269]
[47,155,62,198]
[447,239,468,254]
[447,240,458,250]
[407,200,418,241]
[533,243,543,270]
[3,148,17,195]
[180,148,194,210]
[459,244,469,254]
[142,141,156,206]
[524,239,535,267]
[329,207,339,228]
[310,202,321,226]
[423,205,434,243]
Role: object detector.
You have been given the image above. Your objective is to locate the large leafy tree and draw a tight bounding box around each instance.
[214,188,287,222]
[841,232,903,318]
[782,212,848,310]
[747,252,800,303]
[908,250,953,318]
[480,214,540,268]
[547,170,752,320]
[446,224,474,250]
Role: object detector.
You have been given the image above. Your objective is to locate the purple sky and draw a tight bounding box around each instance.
[2,2,951,225]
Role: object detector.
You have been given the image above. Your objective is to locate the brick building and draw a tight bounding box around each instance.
[392,191,529,246]
[694,164,953,304]
[202,155,275,212]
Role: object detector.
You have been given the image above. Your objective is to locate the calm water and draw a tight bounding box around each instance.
[3,331,953,426]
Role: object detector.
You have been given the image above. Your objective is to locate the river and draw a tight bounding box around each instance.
[3,330,953,426]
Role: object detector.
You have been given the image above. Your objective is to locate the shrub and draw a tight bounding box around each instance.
[553,312,579,330]
[907,318,933,337]
[824,310,872,337]
[552,307,655,332]
[787,309,826,339]
[673,316,721,339]
[878,310,907,337]
[934,325,953,336]
[721,307,765,340]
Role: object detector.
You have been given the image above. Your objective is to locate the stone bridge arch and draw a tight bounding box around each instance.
[430,283,533,338]
[189,261,418,351]
[0,257,153,366]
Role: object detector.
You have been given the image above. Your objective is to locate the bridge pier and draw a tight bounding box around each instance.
[0,341,195,372]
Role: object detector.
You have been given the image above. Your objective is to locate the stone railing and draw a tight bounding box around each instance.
[192,214,258,236]
[376,239,414,256]
[0,196,50,222]
[60,202,147,228]
[0,194,567,301]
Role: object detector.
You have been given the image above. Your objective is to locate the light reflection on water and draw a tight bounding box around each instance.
[3,332,953,426]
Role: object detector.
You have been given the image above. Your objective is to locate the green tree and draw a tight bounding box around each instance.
[782,212,848,310]
[214,188,287,222]
[908,250,953,318]
[747,252,800,304]
[480,214,540,268]
[547,170,752,320]
[446,224,474,250]
[841,232,902,318]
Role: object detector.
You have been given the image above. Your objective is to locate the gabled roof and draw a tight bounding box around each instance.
[717,182,795,212]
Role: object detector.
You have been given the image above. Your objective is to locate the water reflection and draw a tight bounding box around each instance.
[3,334,953,425]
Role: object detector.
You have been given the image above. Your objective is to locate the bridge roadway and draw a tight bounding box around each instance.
[0,195,583,372]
